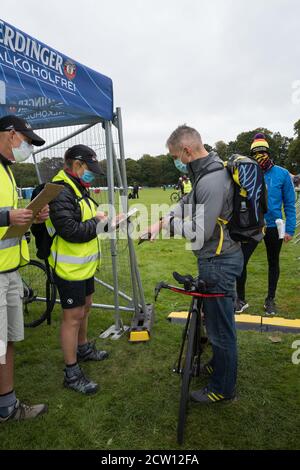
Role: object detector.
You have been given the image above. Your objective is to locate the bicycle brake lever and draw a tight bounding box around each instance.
[154,281,169,301]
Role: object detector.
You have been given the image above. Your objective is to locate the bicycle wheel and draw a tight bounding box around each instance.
[20,260,56,328]
[170,191,180,203]
[177,309,198,445]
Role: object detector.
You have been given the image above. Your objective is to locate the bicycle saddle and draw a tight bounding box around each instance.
[173,272,207,292]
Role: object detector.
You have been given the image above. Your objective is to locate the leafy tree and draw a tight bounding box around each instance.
[38,157,64,182]
[138,154,162,187]
[287,119,300,174]
[272,132,292,167]
[227,128,273,156]
[12,162,38,187]
[226,128,292,167]
[215,141,228,161]
[294,119,300,138]
[156,154,181,185]
[126,158,142,185]
[204,144,213,152]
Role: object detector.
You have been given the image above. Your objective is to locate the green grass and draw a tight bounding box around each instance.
[1,188,300,450]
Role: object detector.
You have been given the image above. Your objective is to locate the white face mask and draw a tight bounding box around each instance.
[12,140,33,163]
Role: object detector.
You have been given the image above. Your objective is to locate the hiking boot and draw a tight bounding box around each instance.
[235,299,249,314]
[0,399,48,423]
[190,386,235,404]
[264,297,277,316]
[77,341,109,362]
[63,365,98,395]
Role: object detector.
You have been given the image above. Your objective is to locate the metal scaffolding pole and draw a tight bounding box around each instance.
[115,107,148,315]
[99,120,129,339]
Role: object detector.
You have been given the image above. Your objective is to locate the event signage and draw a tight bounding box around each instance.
[0,19,113,127]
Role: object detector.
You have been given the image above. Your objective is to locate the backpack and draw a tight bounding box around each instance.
[193,154,268,245]
[30,183,57,260]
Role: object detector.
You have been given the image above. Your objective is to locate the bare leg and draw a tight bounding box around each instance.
[60,306,85,365]
[0,342,14,395]
[78,294,93,346]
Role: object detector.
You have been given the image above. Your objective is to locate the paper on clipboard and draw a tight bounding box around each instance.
[2,183,63,240]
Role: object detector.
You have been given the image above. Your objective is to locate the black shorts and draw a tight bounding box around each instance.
[53,273,95,309]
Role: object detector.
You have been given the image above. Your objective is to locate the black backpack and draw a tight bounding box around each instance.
[30,183,58,260]
[192,154,268,244]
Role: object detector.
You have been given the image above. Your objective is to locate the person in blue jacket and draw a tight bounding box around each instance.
[236,133,296,315]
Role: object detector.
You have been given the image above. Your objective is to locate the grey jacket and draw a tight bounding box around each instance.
[167,151,240,259]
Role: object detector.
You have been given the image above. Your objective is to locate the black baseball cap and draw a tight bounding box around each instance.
[0,115,45,146]
[65,144,104,176]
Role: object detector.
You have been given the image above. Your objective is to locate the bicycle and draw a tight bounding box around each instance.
[20,259,57,328]
[169,190,182,203]
[155,271,225,445]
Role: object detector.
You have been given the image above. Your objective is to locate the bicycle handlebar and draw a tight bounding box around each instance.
[154,271,226,301]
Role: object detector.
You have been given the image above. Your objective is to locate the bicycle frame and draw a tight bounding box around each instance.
[174,294,203,376]
[155,273,227,445]
[155,279,225,373]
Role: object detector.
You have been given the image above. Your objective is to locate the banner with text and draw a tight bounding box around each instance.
[0,19,114,128]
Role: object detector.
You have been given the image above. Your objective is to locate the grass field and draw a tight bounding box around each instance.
[1,188,299,450]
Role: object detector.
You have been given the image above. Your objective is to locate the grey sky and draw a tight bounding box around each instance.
[1,0,300,158]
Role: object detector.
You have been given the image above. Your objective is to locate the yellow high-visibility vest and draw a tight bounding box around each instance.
[0,161,29,272]
[46,170,101,281]
[183,180,192,194]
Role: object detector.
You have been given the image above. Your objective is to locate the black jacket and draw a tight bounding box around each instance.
[49,172,98,243]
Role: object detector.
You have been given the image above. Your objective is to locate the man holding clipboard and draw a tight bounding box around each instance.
[0,115,49,423]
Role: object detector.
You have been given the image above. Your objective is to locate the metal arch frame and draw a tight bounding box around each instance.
[32,108,148,340]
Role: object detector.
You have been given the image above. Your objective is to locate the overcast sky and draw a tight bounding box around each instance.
[1,0,300,158]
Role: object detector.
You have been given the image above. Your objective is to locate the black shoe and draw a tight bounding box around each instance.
[63,365,98,395]
[190,386,235,404]
[77,341,109,362]
[264,298,277,316]
[235,299,249,314]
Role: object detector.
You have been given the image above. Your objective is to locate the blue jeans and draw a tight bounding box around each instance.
[198,248,243,398]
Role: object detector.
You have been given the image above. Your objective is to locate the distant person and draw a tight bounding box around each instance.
[132,183,139,199]
[293,174,300,200]
[236,133,296,315]
[182,175,192,195]
[177,177,184,196]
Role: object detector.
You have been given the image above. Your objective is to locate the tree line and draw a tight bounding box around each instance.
[12,120,300,188]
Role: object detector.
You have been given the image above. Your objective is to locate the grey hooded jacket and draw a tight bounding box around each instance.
[167,151,240,259]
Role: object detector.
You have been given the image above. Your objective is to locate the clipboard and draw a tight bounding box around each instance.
[2,183,63,240]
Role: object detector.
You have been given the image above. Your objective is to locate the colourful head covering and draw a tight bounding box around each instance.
[250,133,270,155]
[250,133,274,172]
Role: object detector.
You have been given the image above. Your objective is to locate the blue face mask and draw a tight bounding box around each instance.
[174,159,188,174]
[81,169,95,183]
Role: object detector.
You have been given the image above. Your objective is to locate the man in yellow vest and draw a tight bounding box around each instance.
[46,145,110,395]
[182,175,192,194]
[0,115,49,423]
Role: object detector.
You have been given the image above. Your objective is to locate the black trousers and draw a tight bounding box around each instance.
[236,227,283,301]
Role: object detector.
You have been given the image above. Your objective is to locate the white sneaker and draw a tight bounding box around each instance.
[235,299,249,314]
